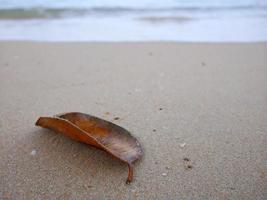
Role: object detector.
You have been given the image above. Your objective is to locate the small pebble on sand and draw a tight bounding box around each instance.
[30,149,36,156]
[179,142,186,148]
[162,173,167,176]
[165,166,171,170]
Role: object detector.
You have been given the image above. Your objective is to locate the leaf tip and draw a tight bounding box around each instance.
[35,117,46,127]
[35,117,42,126]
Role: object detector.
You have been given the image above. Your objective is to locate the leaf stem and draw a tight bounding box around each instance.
[126,163,133,184]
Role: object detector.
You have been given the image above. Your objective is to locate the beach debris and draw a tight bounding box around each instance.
[159,108,163,111]
[165,166,171,170]
[35,112,143,184]
[162,173,167,176]
[83,184,93,189]
[30,149,37,156]
[183,157,190,162]
[183,157,193,170]
[113,117,120,120]
[179,142,186,148]
[185,164,193,170]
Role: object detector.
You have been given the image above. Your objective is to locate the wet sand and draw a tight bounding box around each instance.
[0,42,266,199]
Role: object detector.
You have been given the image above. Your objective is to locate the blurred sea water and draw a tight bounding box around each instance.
[0,0,267,41]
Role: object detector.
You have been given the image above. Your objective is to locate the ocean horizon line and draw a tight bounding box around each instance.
[0,5,267,20]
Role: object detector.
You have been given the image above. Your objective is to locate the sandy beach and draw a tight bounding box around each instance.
[0,42,266,199]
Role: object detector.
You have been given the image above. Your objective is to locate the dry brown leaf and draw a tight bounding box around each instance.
[35,112,143,184]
